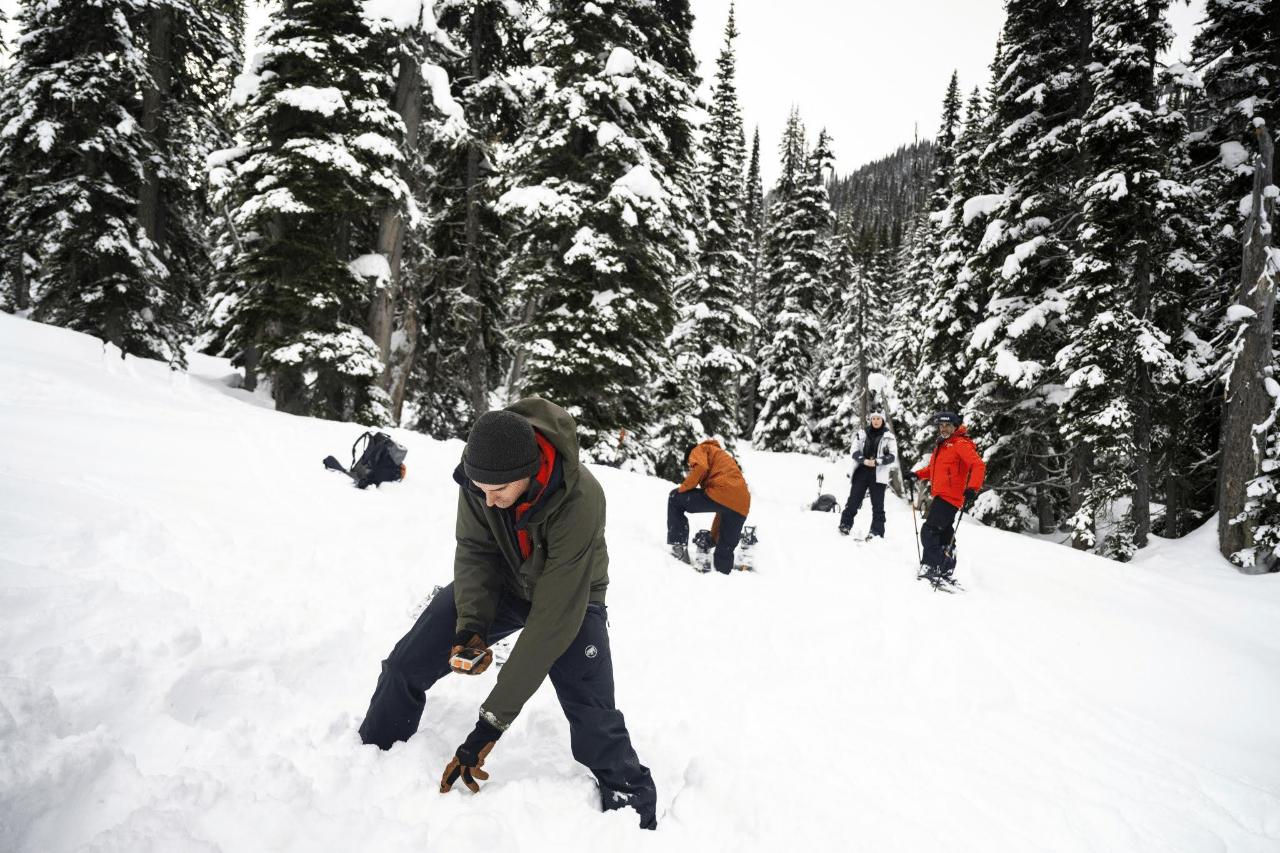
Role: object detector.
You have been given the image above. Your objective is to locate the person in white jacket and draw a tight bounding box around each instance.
[838,412,897,538]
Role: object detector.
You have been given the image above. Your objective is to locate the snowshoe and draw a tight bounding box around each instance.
[838,525,850,536]
[691,529,714,573]
[735,525,759,571]
[670,542,691,565]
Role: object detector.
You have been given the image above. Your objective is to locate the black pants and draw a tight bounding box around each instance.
[839,467,886,535]
[920,498,959,571]
[359,583,657,829]
[667,488,746,574]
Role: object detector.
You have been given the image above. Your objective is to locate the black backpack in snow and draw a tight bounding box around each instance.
[810,473,839,512]
[323,431,408,489]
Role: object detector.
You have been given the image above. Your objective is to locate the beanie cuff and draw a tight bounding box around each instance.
[464,456,540,486]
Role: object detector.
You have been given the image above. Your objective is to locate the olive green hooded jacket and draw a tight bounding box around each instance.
[451,397,609,730]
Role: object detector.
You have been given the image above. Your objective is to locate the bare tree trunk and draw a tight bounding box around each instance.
[138,3,175,255]
[464,147,488,415]
[242,344,259,392]
[856,296,869,424]
[390,296,418,423]
[1132,250,1153,550]
[462,14,490,417]
[367,41,422,390]
[505,296,538,401]
[1217,125,1276,565]
[1069,444,1093,549]
[13,253,30,311]
[1033,443,1055,533]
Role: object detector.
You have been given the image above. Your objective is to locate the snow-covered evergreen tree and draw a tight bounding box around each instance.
[812,229,890,453]
[1188,0,1280,566]
[738,125,766,437]
[0,0,183,361]
[406,0,531,438]
[1055,0,1182,559]
[884,73,963,456]
[754,126,834,451]
[213,0,415,423]
[684,3,749,445]
[962,0,1089,534]
[910,86,996,457]
[498,0,700,468]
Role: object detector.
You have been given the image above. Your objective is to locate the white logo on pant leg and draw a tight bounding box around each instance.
[585,644,598,659]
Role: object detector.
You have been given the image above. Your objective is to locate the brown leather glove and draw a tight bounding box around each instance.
[449,631,493,675]
[440,718,502,793]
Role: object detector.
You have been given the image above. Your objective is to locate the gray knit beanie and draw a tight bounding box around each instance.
[464,410,540,484]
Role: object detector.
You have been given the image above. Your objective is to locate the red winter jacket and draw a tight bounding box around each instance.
[913,426,986,509]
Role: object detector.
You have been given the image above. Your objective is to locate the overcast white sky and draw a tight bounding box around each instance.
[2,0,1207,183]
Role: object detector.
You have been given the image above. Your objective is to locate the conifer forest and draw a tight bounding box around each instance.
[1,0,1277,570]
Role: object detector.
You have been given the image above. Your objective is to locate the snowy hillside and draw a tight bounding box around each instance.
[3,311,1280,853]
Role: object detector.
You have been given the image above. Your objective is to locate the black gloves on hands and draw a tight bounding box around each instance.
[903,471,917,484]
[964,487,978,503]
[440,717,503,794]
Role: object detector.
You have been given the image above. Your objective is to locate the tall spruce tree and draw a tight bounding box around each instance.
[687,4,749,444]
[885,73,964,455]
[962,0,1090,534]
[739,126,766,436]
[407,0,531,438]
[214,0,414,423]
[754,126,834,451]
[0,0,183,361]
[1189,0,1280,567]
[498,0,700,468]
[812,229,890,453]
[1054,0,1182,559]
[910,86,995,459]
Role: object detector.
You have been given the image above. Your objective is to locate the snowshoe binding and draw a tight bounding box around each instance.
[691,529,715,573]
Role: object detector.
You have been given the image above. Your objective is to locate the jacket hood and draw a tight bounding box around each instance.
[505,397,580,474]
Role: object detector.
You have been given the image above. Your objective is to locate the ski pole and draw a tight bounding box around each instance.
[942,468,973,564]
[909,478,921,564]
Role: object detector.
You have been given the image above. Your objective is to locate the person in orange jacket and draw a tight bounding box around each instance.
[667,439,751,574]
[904,411,986,582]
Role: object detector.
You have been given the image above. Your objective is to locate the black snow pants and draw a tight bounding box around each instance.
[666,488,746,574]
[358,582,657,829]
[839,466,886,536]
[920,497,959,573]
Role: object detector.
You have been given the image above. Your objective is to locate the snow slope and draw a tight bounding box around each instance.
[2,311,1279,852]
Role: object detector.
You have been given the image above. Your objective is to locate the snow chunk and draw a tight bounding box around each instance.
[611,165,666,202]
[349,254,391,286]
[361,0,437,31]
[597,121,622,147]
[963,193,1005,226]
[422,63,463,121]
[1220,141,1249,172]
[1226,305,1257,323]
[1002,236,1046,280]
[207,146,249,168]
[584,1,604,14]
[604,47,637,76]
[276,86,347,116]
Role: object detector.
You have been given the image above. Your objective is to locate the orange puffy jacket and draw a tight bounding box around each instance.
[678,439,751,517]
[913,426,986,509]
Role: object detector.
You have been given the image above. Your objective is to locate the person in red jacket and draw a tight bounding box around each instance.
[904,411,986,583]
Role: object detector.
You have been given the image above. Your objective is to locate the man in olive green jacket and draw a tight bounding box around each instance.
[359,398,657,829]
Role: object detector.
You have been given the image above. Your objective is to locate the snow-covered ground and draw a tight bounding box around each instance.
[3,310,1280,852]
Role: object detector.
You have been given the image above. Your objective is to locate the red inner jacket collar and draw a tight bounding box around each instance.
[513,432,558,560]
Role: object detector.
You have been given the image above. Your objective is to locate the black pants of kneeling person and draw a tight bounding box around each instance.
[920,497,959,573]
[667,488,746,574]
[358,582,657,829]
[840,467,886,536]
